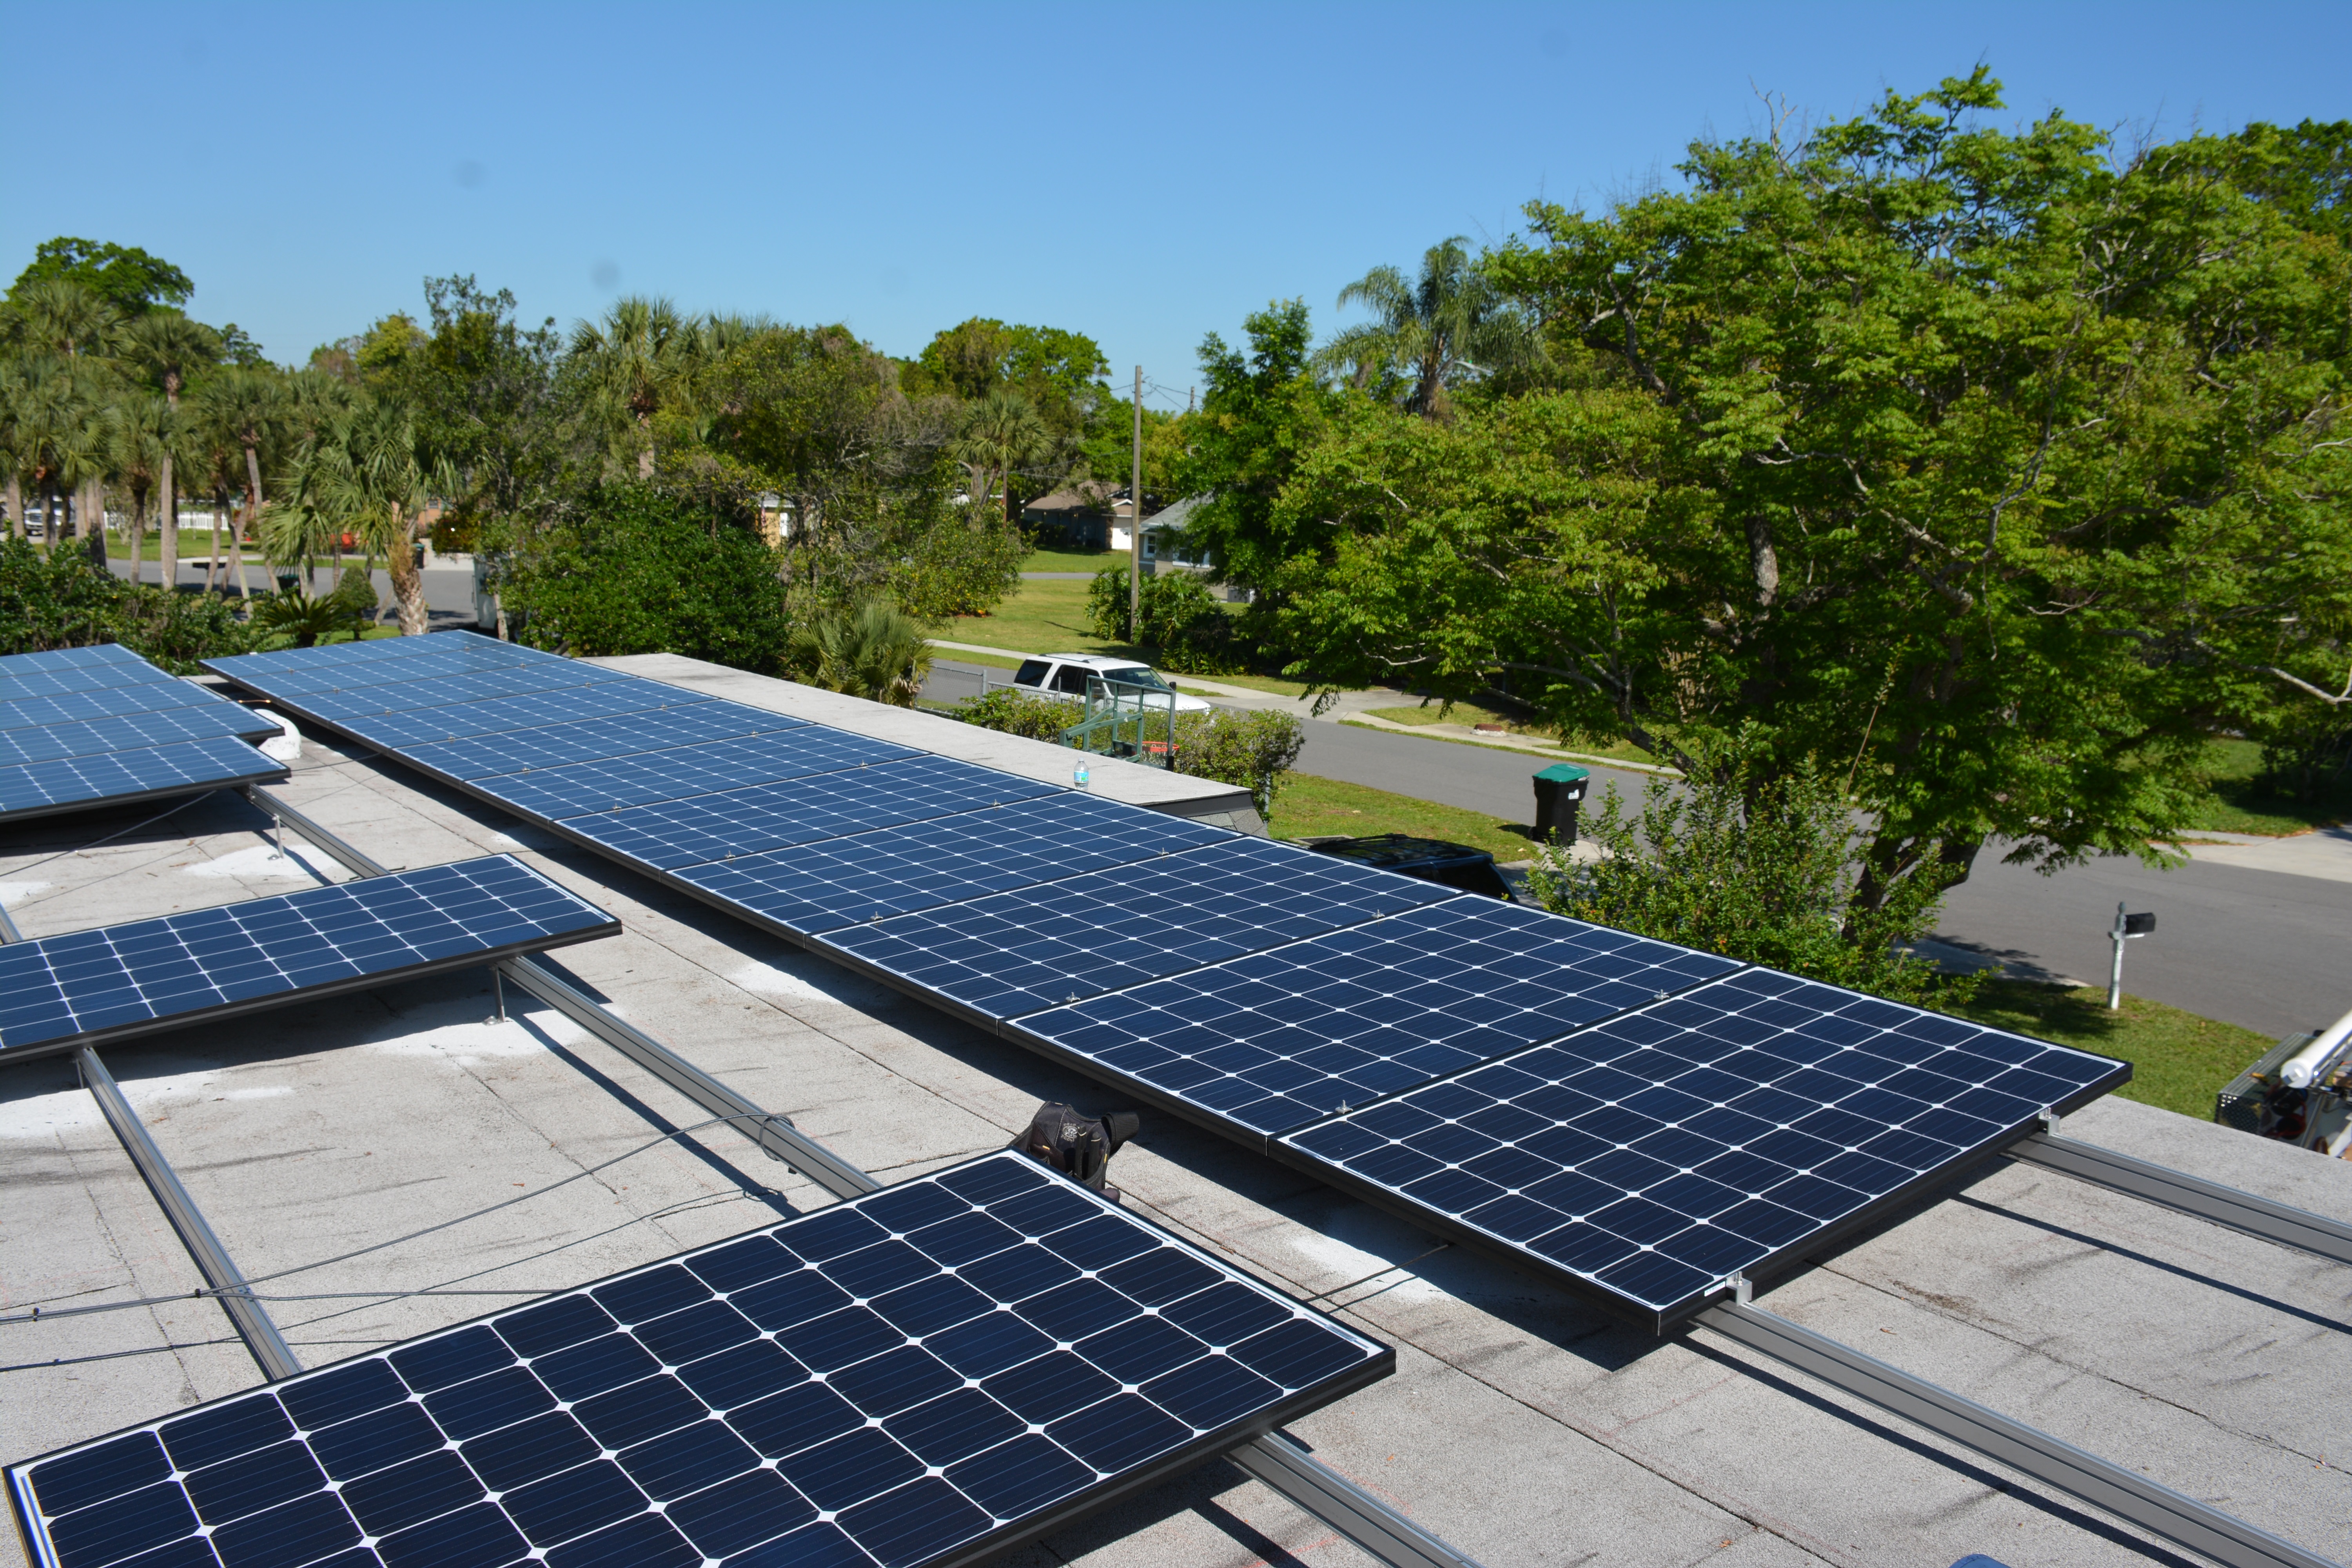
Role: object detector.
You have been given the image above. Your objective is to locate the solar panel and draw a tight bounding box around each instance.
[0,855,620,1061]
[7,1152,1391,1568]
[323,682,715,750]
[0,660,189,699]
[679,792,1238,938]
[0,735,287,823]
[477,727,924,821]
[0,702,282,766]
[399,701,804,782]
[0,642,149,674]
[203,630,523,681]
[0,679,253,733]
[558,754,1056,872]
[816,837,1456,1024]
[1013,899,1746,1144]
[209,639,563,697]
[290,662,641,722]
[1277,966,2130,1330]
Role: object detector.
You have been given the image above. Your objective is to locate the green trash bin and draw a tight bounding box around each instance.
[1532,763,1590,846]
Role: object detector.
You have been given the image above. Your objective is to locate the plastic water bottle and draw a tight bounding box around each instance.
[1073,760,1091,788]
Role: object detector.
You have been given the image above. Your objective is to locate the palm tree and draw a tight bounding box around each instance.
[194,367,283,599]
[568,296,701,479]
[4,280,125,551]
[104,394,182,579]
[1316,237,1537,419]
[789,601,933,706]
[122,312,220,590]
[275,395,452,635]
[949,389,1053,521]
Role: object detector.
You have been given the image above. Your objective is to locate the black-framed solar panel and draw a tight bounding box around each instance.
[558,753,1057,871]
[0,679,255,733]
[0,736,286,823]
[0,702,283,766]
[7,1152,1391,1568]
[815,836,1457,1025]
[398,701,805,782]
[323,683,715,750]
[208,639,563,697]
[0,642,150,675]
[679,792,1239,938]
[1012,899,1747,1145]
[477,726,927,822]
[0,854,619,1062]
[289,662,640,722]
[1276,965,2130,1330]
[202,630,528,681]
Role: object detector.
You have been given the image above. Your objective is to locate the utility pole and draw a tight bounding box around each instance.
[1129,365,1143,642]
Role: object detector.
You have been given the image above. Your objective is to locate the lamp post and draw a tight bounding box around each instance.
[2107,903,2156,1011]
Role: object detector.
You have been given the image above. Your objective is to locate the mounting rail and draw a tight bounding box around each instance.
[2007,1129,2352,1268]
[77,1046,305,1382]
[1697,1300,2333,1568]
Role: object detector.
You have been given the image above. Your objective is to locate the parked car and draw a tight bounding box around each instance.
[1295,833,1516,900]
[1011,653,1214,713]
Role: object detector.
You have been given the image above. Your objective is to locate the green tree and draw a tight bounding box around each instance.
[569,296,703,479]
[1283,71,2352,923]
[9,239,192,315]
[270,394,451,634]
[120,311,220,588]
[789,599,933,705]
[503,483,794,670]
[951,389,1053,521]
[1172,300,1335,602]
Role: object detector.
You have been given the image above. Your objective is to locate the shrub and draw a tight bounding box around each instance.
[1084,566,1245,674]
[1172,708,1303,819]
[1524,740,1972,1009]
[956,688,1075,741]
[0,535,254,672]
[503,484,794,672]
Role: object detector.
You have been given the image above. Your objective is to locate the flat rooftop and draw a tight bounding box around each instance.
[3,662,2347,1568]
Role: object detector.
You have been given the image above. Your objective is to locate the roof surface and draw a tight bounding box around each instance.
[2,659,2347,1568]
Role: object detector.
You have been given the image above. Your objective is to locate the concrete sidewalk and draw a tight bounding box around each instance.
[2169,824,2352,886]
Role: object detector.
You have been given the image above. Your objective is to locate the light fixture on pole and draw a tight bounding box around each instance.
[2107,903,2155,1011]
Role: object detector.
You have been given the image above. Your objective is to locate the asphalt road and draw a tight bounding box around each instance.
[104,557,480,617]
[1293,720,2350,1041]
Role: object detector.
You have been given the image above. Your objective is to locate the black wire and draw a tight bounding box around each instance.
[3,789,221,881]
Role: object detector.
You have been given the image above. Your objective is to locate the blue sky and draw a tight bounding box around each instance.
[4,1,2344,407]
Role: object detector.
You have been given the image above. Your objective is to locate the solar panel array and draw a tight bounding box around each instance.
[0,854,619,1061]
[0,644,285,821]
[205,634,2128,1329]
[8,1152,1390,1568]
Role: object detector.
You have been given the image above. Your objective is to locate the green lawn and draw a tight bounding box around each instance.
[1267,772,1535,862]
[2176,737,2348,837]
[1023,547,1122,573]
[942,579,1130,658]
[1948,978,2274,1122]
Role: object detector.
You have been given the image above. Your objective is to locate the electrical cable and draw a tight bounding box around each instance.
[1,788,221,880]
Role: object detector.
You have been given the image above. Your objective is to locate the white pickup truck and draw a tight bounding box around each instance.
[1010,653,1214,713]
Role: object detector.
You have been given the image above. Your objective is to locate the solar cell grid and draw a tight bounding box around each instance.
[679,791,1237,937]
[293,662,638,721]
[817,836,1456,1024]
[0,735,285,822]
[0,679,246,733]
[476,725,921,821]
[327,682,711,750]
[203,631,512,680]
[0,855,619,1058]
[216,639,563,697]
[560,753,1053,871]
[1277,966,2129,1328]
[1015,898,1746,1143]
[0,642,147,675]
[0,702,281,766]
[399,700,802,781]
[0,660,185,699]
[8,1152,1390,1568]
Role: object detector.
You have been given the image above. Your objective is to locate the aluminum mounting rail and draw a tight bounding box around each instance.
[1697,1299,2335,1568]
[241,784,392,879]
[77,1045,305,1383]
[0,898,20,943]
[1231,1430,1487,1568]
[2008,1129,2352,1268]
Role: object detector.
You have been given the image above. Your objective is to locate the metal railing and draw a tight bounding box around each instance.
[1061,674,1179,769]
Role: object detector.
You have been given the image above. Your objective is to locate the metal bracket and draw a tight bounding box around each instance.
[240,785,391,878]
[1697,1300,2332,1568]
[77,1046,304,1382]
[2007,1130,2352,1269]
[1229,1430,1486,1568]
[0,898,20,944]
